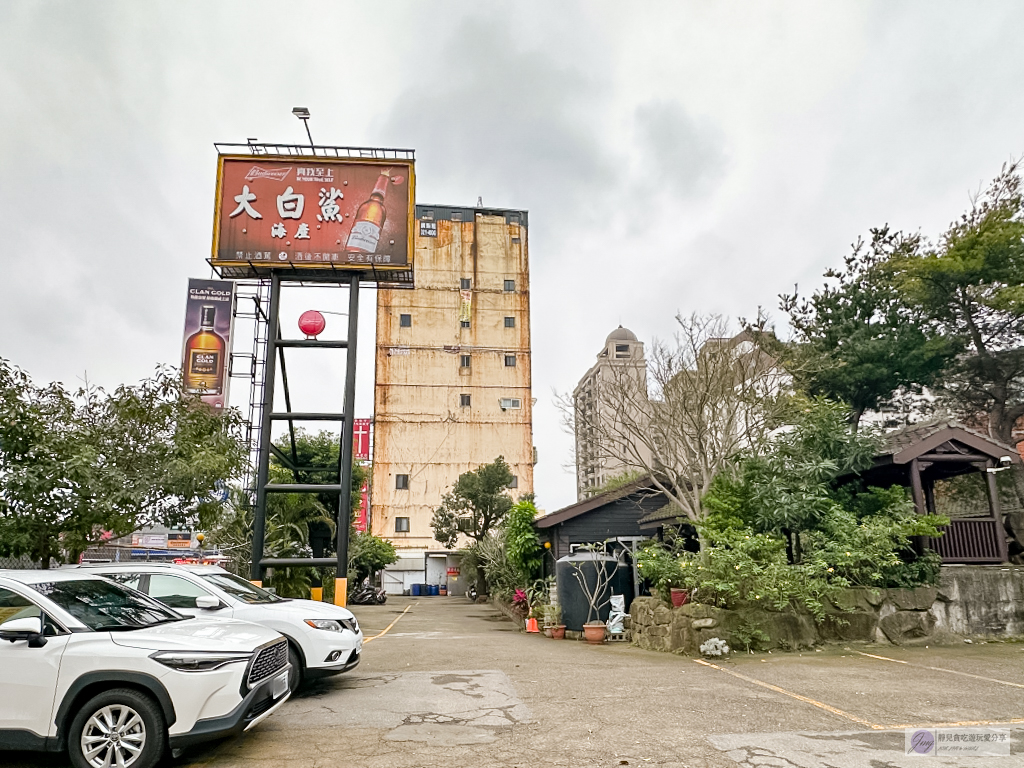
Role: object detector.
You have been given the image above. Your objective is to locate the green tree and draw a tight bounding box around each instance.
[503,498,542,582]
[208,428,372,597]
[702,397,947,580]
[348,531,398,584]
[780,227,952,429]
[431,456,514,595]
[893,160,1024,445]
[0,362,247,566]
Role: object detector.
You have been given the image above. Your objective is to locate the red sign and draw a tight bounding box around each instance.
[355,480,370,533]
[212,157,415,271]
[353,418,372,461]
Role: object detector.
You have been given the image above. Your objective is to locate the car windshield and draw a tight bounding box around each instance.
[200,572,283,604]
[29,578,185,631]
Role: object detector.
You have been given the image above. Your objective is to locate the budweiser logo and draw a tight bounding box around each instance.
[244,166,292,182]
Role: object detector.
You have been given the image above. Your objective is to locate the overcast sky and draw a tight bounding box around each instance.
[2,1,1023,513]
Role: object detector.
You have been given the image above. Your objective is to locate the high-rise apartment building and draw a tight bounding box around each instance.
[573,327,649,499]
[371,205,533,552]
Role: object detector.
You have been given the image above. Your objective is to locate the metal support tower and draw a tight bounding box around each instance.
[248,273,361,607]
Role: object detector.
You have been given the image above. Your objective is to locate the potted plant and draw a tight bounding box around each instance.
[569,544,622,645]
[636,542,687,606]
[542,603,564,639]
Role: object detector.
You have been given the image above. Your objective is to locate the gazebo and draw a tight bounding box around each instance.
[854,421,1021,564]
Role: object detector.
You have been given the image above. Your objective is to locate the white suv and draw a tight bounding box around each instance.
[79,563,363,693]
[0,569,291,768]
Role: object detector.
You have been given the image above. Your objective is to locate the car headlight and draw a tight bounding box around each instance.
[305,618,359,634]
[150,650,253,672]
[305,619,344,632]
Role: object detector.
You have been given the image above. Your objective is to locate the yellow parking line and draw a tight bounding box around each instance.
[693,659,884,729]
[888,717,1024,730]
[363,603,414,644]
[855,651,1024,690]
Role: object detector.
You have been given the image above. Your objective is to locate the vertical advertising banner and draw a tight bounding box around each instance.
[353,418,373,532]
[182,279,235,410]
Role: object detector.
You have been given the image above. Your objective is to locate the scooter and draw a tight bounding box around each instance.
[349,583,387,605]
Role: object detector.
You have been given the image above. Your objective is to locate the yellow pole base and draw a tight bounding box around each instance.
[334,577,347,607]
[310,586,323,603]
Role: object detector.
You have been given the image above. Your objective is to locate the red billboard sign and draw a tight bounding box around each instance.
[211,157,415,271]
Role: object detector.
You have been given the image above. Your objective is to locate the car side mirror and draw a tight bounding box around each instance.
[195,595,224,610]
[0,617,47,647]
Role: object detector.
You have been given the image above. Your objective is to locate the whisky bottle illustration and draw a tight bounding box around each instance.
[184,305,225,395]
[345,169,390,254]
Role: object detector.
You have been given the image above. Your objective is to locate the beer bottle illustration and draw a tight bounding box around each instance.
[345,169,390,255]
[184,305,225,395]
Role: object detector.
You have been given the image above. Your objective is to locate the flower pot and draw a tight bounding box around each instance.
[582,623,606,645]
[544,627,553,637]
[670,588,689,608]
[551,625,566,640]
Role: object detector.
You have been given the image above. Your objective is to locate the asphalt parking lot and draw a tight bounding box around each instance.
[10,596,1024,767]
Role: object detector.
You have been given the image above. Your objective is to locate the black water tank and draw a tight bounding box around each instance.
[556,552,634,632]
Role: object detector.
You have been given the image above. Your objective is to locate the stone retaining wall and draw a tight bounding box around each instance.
[630,566,1024,653]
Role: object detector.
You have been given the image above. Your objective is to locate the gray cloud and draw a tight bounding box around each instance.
[3,1,1024,512]
[633,100,727,199]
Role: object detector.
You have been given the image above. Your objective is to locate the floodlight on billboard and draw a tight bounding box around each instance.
[211,156,415,275]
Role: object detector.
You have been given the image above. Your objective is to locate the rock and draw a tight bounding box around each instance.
[646,625,668,638]
[831,588,880,613]
[652,604,672,625]
[691,618,717,629]
[863,588,885,608]
[912,587,938,610]
[818,611,877,642]
[887,587,938,611]
[879,610,936,644]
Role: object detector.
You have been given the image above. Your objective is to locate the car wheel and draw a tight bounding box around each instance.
[287,644,304,694]
[68,688,165,768]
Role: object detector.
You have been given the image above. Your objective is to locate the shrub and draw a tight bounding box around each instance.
[678,527,844,622]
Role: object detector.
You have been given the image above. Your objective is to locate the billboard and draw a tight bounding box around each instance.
[182,279,236,410]
[167,533,193,549]
[211,156,415,271]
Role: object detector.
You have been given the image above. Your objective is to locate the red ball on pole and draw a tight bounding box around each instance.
[298,310,326,338]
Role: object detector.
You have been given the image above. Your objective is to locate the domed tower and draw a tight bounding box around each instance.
[572,327,649,500]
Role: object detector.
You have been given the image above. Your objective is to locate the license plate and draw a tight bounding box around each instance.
[272,671,288,699]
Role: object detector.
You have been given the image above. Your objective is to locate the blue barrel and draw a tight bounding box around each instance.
[411,583,422,596]
[429,584,439,596]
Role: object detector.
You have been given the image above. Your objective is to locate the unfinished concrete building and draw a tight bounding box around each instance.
[371,204,534,560]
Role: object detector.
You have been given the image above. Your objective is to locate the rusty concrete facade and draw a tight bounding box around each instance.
[371,205,533,551]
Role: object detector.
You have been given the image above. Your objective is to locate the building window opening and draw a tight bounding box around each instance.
[504,316,515,328]
[395,474,409,490]
[460,394,471,407]
[504,354,516,367]
[460,354,471,368]
[460,320,471,328]
[460,278,471,290]
[400,313,412,328]
[508,475,518,489]
[504,279,515,292]
[395,517,410,533]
